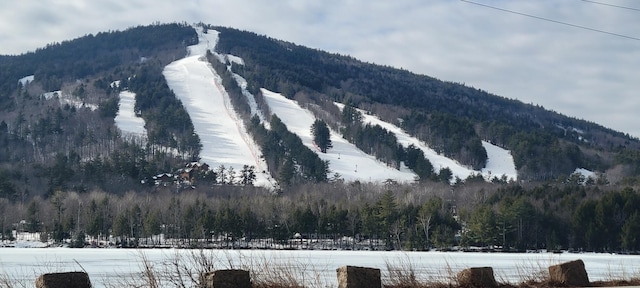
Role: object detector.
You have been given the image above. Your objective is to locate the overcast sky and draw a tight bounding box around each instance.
[1,0,639,137]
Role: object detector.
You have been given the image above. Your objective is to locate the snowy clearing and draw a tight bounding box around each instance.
[163,26,274,188]
[41,90,98,111]
[262,88,417,184]
[574,168,595,179]
[18,75,34,86]
[114,91,147,141]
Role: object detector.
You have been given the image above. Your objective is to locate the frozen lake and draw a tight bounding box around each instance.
[1,248,640,287]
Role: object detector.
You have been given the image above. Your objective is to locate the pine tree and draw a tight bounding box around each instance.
[311,119,332,153]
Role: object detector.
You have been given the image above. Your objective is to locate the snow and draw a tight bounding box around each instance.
[481,141,518,181]
[40,90,98,111]
[226,54,244,66]
[262,88,417,184]
[574,168,595,178]
[114,91,147,140]
[42,90,61,100]
[163,26,274,188]
[1,248,639,287]
[335,103,518,183]
[110,80,121,89]
[18,75,34,86]
[573,168,596,185]
[231,72,268,123]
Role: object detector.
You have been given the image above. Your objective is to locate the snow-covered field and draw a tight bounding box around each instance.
[262,88,417,184]
[1,248,639,287]
[163,26,274,188]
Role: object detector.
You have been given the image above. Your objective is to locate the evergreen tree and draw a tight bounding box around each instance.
[311,119,332,153]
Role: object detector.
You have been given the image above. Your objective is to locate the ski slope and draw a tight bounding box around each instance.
[114,91,147,141]
[335,103,517,182]
[261,88,417,184]
[481,141,518,181]
[163,26,274,188]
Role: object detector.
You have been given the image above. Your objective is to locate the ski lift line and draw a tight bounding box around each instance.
[580,0,640,12]
[459,0,640,41]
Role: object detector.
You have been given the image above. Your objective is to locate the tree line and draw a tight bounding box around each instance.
[248,114,329,186]
[1,181,639,252]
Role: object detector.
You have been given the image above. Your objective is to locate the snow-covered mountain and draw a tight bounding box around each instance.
[112,25,518,187]
[6,22,629,199]
[162,26,274,188]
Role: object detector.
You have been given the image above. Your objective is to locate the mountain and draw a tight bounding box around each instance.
[212,26,640,181]
[0,22,638,199]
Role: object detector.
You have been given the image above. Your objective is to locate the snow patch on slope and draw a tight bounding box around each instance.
[163,26,274,188]
[18,75,34,86]
[226,55,244,66]
[262,89,417,184]
[41,90,98,111]
[114,91,147,141]
[231,73,268,123]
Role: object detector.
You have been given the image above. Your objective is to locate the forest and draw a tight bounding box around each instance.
[0,23,202,197]
[2,181,640,253]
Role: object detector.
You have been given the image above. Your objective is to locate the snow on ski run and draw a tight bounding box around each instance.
[334,103,517,182]
[261,88,417,183]
[163,26,274,188]
[481,141,518,181]
[114,91,147,140]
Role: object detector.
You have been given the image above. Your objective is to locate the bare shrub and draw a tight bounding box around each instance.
[383,254,458,288]
[105,249,329,288]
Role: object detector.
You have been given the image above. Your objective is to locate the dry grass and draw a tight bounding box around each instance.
[0,272,28,288]
[104,249,328,288]
[383,254,459,288]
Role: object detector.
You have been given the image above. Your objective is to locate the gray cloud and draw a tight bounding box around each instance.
[1,0,639,137]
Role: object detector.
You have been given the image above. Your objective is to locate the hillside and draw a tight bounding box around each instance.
[212,26,640,182]
[0,23,639,200]
[163,27,274,188]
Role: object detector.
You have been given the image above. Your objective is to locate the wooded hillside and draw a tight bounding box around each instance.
[213,26,640,182]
